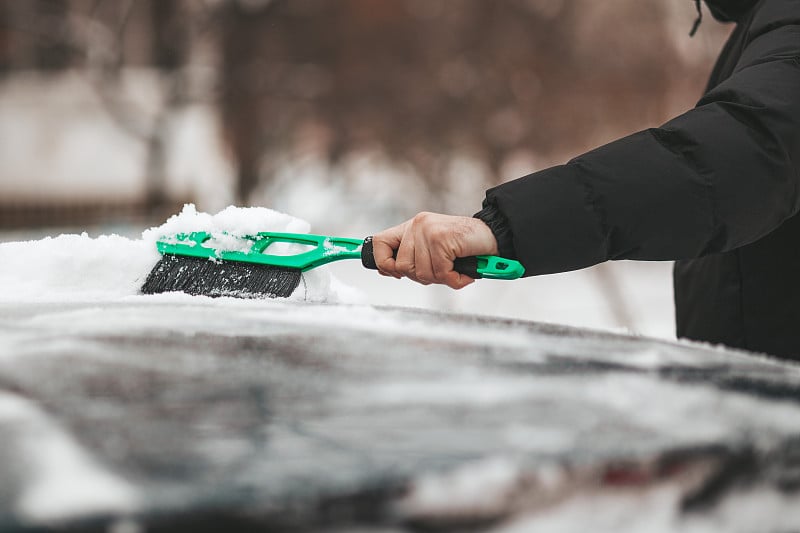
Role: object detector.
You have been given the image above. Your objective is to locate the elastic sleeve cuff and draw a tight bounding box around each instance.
[473,202,517,259]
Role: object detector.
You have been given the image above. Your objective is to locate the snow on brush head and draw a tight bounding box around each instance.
[141,203,311,243]
[142,204,356,302]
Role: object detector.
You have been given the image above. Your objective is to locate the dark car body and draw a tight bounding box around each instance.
[1,299,799,531]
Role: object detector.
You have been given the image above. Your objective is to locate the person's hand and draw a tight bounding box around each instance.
[372,212,499,289]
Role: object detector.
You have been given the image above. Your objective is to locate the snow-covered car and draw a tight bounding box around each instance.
[2,298,800,532]
[1,206,800,532]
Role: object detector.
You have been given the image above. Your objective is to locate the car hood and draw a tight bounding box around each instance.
[1,299,800,531]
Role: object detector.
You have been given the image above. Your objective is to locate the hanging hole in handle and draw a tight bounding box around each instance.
[261,240,318,256]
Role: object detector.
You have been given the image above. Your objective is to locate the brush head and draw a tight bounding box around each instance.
[141,254,302,299]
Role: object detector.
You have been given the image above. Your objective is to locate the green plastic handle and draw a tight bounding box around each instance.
[155,231,525,279]
[155,231,364,271]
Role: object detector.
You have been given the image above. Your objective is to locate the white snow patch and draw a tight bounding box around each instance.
[0,392,140,523]
[0,233,157,301]
[398,457,526,518]
[0,204,363,303]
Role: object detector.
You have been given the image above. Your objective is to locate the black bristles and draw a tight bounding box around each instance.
[141,254,302,299]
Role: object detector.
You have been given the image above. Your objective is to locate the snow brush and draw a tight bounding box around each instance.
[141,231,525,299]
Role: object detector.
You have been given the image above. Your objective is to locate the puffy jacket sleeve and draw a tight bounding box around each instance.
[478,5,800,276]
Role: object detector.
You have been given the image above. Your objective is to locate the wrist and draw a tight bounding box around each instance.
[470,217,499,256]
[473,203,516,259]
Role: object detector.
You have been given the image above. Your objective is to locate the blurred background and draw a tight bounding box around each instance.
[0,0,731,337]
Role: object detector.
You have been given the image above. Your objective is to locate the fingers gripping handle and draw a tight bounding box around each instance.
[361,236,480,277]
[360,237,524,280]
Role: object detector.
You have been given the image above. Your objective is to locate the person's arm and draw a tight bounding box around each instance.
[479,9,800,276]
[375,5,800,284]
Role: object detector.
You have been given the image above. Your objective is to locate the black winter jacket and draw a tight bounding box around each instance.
[475,0,800,359]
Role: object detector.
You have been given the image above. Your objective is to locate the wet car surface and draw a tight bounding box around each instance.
[1,299,799,531]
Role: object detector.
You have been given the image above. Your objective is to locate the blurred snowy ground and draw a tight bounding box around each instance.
[325,259,675,339]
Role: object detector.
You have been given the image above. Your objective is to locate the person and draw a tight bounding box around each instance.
[372,0,800,360]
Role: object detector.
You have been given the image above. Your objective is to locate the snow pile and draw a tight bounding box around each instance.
[0,233,156,302]
[0,204,361,303]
